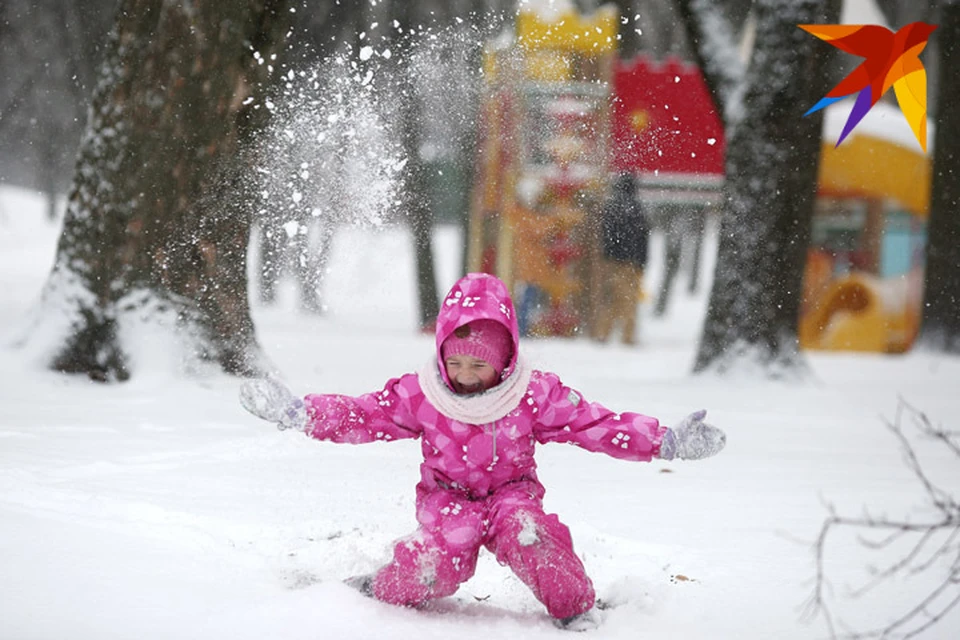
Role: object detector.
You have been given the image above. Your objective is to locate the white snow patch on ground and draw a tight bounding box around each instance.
[1,185,958,639]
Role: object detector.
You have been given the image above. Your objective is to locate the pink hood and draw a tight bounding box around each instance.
[435,273,520,391]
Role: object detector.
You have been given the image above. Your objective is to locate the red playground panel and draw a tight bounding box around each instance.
[612,56,724,178]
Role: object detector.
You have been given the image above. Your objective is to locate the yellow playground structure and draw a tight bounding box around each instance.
[799,102,932,353]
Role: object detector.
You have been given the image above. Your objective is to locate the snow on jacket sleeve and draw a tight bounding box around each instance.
[530,371,667,461]
[303,373,423,444]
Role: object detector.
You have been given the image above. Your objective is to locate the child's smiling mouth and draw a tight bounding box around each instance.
[454,381,484,395]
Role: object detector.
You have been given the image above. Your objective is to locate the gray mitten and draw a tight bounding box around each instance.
[239,376,308,432]
[659,409,726,460]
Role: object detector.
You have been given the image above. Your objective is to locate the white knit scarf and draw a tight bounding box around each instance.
[418,355,532,424]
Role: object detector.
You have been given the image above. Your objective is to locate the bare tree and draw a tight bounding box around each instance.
[384,1,442,330]
[681,0,840,377]
[34,0,290,381]
[806,399,960,639]
[918,0,960,353]
[254,0,352,312]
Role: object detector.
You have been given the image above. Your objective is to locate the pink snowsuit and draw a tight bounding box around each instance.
[303,273,667,619]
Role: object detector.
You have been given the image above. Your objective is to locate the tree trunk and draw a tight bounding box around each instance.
[39,0,289,381]
[405,113,442,330]
[457,45,483,278]
[692,0,839,377]
[608,0,641,58]
[391,2,440,330]
[874,0,940,114]
[918,0,960,352]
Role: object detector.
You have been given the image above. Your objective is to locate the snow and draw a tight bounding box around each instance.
[689,0,747,126]
[823,100,935,152]
[841,0,890,29]
[517,0,577,19]
[1,185,959,639]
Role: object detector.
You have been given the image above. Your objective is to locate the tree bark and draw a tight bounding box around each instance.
[39,0,290,381]
[918,0,960,352]
[692,0,840,377]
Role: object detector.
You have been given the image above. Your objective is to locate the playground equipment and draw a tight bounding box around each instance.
[467,11,929,351]
[467,7,723,337]
[466,6,618,336]
[611,55,724,204]
[799,102,931,353]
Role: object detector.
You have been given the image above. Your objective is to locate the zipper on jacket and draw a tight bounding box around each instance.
[486,420,497,465]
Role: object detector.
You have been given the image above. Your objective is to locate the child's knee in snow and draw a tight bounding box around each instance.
[416,551,439,587]
[515,511,541,546]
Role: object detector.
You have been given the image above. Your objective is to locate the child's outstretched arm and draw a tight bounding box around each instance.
[240,375,422,444]
[529,372,725,461]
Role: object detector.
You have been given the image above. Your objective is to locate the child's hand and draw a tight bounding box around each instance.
[239,376,308,432]
[659,410,726,460]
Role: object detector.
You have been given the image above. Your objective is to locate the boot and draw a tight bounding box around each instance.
[554,607,602,632]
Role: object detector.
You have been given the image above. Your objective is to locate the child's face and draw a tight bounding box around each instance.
[444,354,499,395]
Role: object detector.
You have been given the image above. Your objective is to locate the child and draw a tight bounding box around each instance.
[240,273,725,630]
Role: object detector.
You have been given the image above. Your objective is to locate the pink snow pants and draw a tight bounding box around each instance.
[369,481,595,619]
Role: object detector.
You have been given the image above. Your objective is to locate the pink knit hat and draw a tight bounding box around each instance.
[440,319,513,375]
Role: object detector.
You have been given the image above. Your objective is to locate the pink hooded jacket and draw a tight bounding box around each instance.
[304,273,667,499]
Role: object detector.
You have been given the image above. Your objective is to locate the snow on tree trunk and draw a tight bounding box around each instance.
[692,0,839,378]
[674,0,748,120]
[39,0,290,381]
[919,0,960,353]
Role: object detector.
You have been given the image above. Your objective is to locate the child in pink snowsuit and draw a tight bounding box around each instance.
[240,273,725,628]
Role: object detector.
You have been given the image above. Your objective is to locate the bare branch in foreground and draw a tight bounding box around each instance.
[804,399,960,639]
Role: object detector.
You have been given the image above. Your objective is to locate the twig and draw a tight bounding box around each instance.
[806,399,960,639]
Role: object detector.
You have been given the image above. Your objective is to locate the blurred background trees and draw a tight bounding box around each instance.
[0,0,117,220]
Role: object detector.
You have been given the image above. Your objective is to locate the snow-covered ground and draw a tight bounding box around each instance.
[1,185,958,639]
